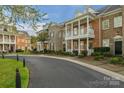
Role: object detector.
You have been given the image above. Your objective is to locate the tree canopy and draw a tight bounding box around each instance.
[37,31,48,42]
[0,5,47,30]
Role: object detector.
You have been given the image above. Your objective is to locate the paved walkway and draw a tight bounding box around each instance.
[6,55,124,88]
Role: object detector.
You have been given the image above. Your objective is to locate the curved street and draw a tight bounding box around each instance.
[7,56,124,88]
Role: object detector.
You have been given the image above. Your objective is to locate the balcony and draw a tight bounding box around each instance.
[0,39,16,44]
[65,28,95,40]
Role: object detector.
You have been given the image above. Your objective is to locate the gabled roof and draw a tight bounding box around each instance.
[17,30,30,37]
[97,5,121,15]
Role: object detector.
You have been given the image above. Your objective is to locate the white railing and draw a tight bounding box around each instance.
[0,39,15,44]
[65,28,95,40]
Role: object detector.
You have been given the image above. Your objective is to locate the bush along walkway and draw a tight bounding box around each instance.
[0,54,29,88]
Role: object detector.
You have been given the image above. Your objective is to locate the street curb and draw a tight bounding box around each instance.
[6,54,124,82]
[38,55,124,82]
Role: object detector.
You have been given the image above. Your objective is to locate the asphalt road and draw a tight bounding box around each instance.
[6,56,124,88]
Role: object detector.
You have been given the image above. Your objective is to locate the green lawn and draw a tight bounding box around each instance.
[0,58,29,88]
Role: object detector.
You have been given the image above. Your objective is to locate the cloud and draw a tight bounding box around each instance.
[42,14,49,19]
[16,23,46,36]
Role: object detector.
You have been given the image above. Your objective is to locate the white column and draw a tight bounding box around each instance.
[2,34,4,51]
[71,39,73,52]
[71,23,73,37]
[65,24,68,52]
[9,35,11,51]
[87,15,90,56]
[78,39,81,55]
[14,35,16,52]
[71,23,73,53]
[78,20,81,36]
[65,24,67,38]
[65,40,68,52]
[78,20,81,55]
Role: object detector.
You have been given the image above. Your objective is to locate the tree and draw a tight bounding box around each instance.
[37,31,48,51]
[0,5,47,30]
[31,36,37,49]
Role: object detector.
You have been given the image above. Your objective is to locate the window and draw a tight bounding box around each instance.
[103,39,109,47]
[73,28,78,35]
[89,42,93,49]
[73,41,78,49]
[102,19,109,30]
[114,16,122,28]
[67,30,71,36]
[80,26,84,35]
[80,41,84,49]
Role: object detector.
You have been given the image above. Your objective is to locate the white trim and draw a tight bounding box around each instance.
[65,15,94,25]
[71,23,73,37]
[102,19,110,30]
[114,16,122,28]
[78,38,80,55]
[71,39,73,52]
[87,15,90,56]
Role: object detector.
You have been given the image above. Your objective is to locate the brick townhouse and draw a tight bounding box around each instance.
[16,31,31,51]
[99,5,124,55]
[65,5,124,56]
[65,8,101,55]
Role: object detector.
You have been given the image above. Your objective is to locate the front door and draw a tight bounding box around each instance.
[115,41,122,55]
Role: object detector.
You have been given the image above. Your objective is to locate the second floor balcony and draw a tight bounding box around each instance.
[65,27,95,40]
[0,37,16,44]
[0,34,16,44]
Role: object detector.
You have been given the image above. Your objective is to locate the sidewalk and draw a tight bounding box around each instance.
[69,56,124,76]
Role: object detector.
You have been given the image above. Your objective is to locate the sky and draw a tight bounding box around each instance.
[17,5,104,36]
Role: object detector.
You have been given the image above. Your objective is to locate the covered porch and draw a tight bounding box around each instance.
[66,38,94,55]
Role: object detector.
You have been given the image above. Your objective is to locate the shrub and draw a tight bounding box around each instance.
[43,49,47,53]
[91,52,101,56]
[78,54,85,58]
[94,47,110,53]
[73,50,78,56]
[109,57,121,64]
[103,52,113,57]
[63,52,71,56]
[16,49,24,53]
[81,50,87,56]
[55,50,63,55]
[94,55,104,61]
[92,47,111,57]
[69,52,76,57]
[109,57,124,64]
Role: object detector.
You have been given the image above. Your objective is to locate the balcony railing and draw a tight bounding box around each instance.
[65,28,94,40]
[0,39,15,43]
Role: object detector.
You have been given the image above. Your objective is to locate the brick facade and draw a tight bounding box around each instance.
[101,11,122,54]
